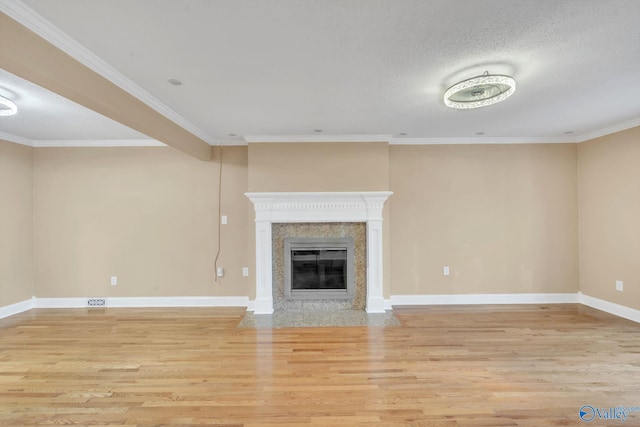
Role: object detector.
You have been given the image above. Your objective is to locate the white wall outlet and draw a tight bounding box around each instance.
[221,215,228,224]
[443,266,450,276]
[242,267,249,277]
[216,267,224,277]
[110,276,117,286]
[616,280,623,292]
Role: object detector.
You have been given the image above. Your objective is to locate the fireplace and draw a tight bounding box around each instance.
[272,223,366,311]
[245,191,393,314]
[285,237,355,300]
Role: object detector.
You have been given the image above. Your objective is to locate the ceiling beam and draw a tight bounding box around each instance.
[0,13,212,160]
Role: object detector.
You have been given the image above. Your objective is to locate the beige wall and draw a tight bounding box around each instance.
[0,140,34,306]
[390,144,579,295]
[578,127,640,310]
[3,129,639,313]
[34,146,249,298]
[247,141,392,297]
[248,142,390,191]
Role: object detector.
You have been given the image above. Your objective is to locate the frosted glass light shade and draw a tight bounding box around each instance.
[444,74,516,109]
[0,95,18,116]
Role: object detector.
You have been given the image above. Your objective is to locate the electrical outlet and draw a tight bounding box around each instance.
[217,267,224,277]
[221,215,227,224]
[443,266,450,276]
[616,280,623,292]
[110,276,117,286]
[242,267,249,277]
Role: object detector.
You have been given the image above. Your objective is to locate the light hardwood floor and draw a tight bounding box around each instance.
[0,304,639,426]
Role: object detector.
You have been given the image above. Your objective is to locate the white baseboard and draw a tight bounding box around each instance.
[579,292,640,323]
[387,293,579,308]
[108,296,249,308]
[34,296,250,309]
[0,298,35,319]
[35,297,90,308]
[3,294,637,324]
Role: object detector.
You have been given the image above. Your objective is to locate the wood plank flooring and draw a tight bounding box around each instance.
[0,304,639,426]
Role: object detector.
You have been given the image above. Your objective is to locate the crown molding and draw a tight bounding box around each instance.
[390,119,639,145]
[0,0,216,146]
[244,119,639,146]
[214,138,250,146]
[4,124,637,149]
[0,131,33,147]
[389,136,577,145]
[0,131,166,148]
[33,139,166,148]
[244,134,393,143]
[575,117,640,143]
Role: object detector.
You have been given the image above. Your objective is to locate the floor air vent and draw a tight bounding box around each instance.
[87,298,107,307]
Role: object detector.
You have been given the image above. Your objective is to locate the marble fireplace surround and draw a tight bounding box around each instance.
[245,191,393,314]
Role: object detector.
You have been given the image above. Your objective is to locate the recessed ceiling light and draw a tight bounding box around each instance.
[564,130,574,134]
[314,129,322,133]
[228,133,237,137]
[168,78,182,86]
[399,133,408,136]
[444,72,516,109]
[0,95,18,116]
[475,132,485,135]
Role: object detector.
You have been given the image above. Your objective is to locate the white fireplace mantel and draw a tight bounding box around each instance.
[245,191,393,314]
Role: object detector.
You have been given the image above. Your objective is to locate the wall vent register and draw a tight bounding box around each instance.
[284,237,355,300]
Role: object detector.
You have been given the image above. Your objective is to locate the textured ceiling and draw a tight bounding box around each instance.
[1,0,640,145]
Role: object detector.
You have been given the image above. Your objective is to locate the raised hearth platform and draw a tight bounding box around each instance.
[237,309,401,329]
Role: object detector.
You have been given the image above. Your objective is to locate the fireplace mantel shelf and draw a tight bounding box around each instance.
[245,191,393,314]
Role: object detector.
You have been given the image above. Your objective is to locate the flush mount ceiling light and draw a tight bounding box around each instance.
[0,95,18,116]
[444,72,516,109]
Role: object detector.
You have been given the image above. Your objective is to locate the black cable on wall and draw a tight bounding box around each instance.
[213,146,223,282]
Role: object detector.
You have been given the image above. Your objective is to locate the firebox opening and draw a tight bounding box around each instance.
[284,237,355,300]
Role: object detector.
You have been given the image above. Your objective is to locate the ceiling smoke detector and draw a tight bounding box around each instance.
[444,72,516,109]
[0,95,18,116]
